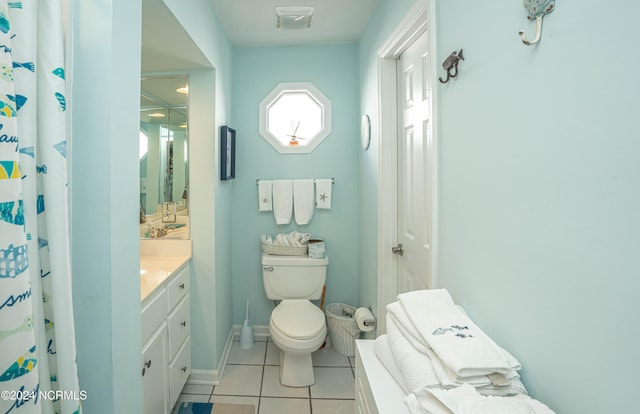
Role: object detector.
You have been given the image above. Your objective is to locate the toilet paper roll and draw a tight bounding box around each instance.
[355,307,376,332]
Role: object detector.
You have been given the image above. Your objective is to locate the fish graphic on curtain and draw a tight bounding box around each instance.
[0,1,82,413]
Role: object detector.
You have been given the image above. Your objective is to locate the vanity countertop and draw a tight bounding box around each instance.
[140,255,190,302]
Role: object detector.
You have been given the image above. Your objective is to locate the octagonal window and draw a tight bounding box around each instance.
[259,82,332,154]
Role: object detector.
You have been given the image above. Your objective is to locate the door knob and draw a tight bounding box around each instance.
[392,243,404,256]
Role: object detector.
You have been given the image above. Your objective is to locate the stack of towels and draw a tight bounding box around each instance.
[375,289,555,414]
[258,179,333,225]
[261,231,310,247]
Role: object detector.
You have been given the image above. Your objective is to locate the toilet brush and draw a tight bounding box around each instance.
[240,299,254,349]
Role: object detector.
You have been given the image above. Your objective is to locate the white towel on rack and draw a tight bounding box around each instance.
[293,179,315,225]
[315,179,333,209]
[272,180,293,224]
[258,180,273,212]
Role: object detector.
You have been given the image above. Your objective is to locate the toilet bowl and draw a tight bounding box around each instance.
[269,299,326,386]
[261,254,329,387]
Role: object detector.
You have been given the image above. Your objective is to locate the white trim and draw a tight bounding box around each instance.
[186,325,271,386]
[232,323,271,341]
[258,82,332,154]
[376,1,433,335]
[186,326,235,386]
[378,1,429,59]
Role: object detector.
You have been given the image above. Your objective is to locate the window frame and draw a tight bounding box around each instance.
[258,82,332,154]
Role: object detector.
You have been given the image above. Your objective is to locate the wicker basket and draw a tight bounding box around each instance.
[261,243,308,256]
[325,303,360,357]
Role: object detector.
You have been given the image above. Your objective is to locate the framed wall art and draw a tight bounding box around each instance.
[220,126,236,180]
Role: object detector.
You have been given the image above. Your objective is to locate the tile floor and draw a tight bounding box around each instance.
[173,336,356,414]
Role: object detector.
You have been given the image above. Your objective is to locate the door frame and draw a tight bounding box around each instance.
[376,1,437,334]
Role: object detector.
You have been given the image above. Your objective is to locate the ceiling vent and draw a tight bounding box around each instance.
[275,6,314,30]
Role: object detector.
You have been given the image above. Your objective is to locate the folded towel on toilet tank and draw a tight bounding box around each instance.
[262,231,311,246]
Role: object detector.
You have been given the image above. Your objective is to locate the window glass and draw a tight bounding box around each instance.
[259,82,331,154]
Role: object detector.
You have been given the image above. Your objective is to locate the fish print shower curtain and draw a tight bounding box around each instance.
[0,0,81,413]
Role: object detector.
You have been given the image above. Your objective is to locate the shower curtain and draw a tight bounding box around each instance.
[0,0,81,413]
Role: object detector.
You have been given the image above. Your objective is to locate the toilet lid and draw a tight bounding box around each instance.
[271,300,326,340]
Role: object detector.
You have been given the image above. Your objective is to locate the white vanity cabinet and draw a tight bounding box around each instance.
[142,323,168,414]
[141,262,191,414]
[355,339,409,414]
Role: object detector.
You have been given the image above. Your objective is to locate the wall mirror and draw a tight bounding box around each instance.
[139,75,190,239]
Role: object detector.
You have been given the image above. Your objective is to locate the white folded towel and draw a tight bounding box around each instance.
[386,313,440,393]
[293,179,315,225]
[405,392,450,414]
[258,180,273,211]
[272,180,293,224]
[397,289,521,380]
[413,384,555,414]
[374,335,410,394]
[387,301,524,394]
[263,232,311,246]
[315,179,333,209]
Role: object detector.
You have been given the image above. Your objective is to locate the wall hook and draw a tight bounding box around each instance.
[439,49,464,84]
[519,0,555,46]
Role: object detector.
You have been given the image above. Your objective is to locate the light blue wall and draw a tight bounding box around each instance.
[70,5,233,413]
[358,0,417,322]
[358,0,639,411]
[433,1,639,412]
[163,0,234,370]
[69,0,143,412]
[231,44,360,325]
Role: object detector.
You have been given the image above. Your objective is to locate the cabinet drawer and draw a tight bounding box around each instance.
[169,336,191,410]
[141,288,168,345]
[167,265,189,310]
[168,294,190,358]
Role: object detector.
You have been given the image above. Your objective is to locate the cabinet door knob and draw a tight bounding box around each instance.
[179,283,185,289]
[181,321,187,327]
[391,243,404,256]
[181,366,187,373]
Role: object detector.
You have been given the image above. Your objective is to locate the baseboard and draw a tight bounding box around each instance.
[186,324,270,386]
[186,326,235,386]
[232,323,270,341]
[188,368,220,386]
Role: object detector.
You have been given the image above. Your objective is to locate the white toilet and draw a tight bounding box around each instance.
[262,253,329,387]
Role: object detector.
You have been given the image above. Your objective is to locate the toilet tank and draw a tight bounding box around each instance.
[262,254,329,300]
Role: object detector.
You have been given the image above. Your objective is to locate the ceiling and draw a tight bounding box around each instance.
[141,0,211,73]
[210,0,379,46]
[141,0,381,71]
[140,0,380,111]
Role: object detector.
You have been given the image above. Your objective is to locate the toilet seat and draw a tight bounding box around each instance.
[271,300,325,340]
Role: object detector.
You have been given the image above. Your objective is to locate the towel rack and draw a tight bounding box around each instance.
[256,178,335,185]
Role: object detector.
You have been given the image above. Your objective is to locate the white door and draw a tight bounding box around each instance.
[396,29,432,294]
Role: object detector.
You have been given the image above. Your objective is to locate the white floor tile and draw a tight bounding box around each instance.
[227,341,267,365]
[312,346,350,367]
[181,383,214,395]
[211,395,259,412]
[264,342,280,366]
[260,366,310,398]
[310,367,355,399]
[311,399,355,414]
[258,397,311,414]
[213,365,263,396]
